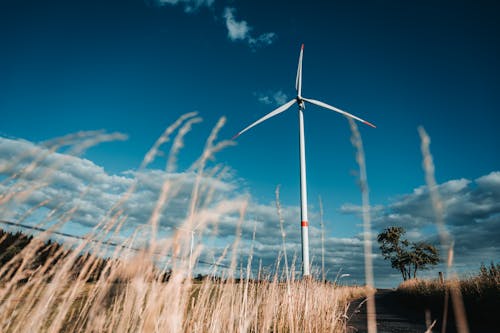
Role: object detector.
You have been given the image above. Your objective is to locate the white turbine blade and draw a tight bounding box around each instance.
[232,99,297,139]
[295,44,304,96]
[302,97,376,128]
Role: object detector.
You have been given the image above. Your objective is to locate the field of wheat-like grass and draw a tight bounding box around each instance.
[0,114,376,332]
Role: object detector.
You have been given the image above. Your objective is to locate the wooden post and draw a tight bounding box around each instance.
[438,271,444,284]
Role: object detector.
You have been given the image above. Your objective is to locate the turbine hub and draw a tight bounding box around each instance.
[296,97,305,109]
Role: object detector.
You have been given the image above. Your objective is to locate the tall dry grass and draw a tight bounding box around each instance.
[0,114,372,332]
[398,263,500,298]
[396,263,499,330]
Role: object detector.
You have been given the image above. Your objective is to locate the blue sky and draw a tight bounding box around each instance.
[1,0,499,287]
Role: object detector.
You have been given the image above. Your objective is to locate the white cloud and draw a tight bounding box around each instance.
[249,32,277,47]
[0,136,237,229]
[382,176,500,227]
[341,172,500,284]
[271,90,288,105]
[257,95,272,105]
[223,7,277,48]
[223,7,251,41]
[339,203,384,215]
[256,90,289,106]
[154,0,215,12]
[476,171,500,192]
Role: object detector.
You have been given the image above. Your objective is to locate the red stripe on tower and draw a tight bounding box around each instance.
[301,221,308,227]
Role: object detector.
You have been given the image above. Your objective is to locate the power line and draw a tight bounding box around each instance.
[0,219,229,269]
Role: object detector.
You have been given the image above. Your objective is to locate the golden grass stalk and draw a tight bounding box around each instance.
[348,118,377,333]
[418,126,469,333]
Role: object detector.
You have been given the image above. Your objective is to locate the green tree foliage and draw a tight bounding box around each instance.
[377,226,440,280]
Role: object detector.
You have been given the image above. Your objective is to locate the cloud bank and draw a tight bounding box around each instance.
[0,136,359,281]
[341,173,500,280]
[1,135,498,286]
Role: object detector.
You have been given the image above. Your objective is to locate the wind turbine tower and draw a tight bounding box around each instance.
[233,44,376,277]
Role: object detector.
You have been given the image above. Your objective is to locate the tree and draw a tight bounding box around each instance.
[377,226,439,280]
[410,242,439,278]
[376,226,409,280]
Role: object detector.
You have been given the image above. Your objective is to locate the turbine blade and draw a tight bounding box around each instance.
[302,97,376,128]
[295,44,304,96]
[232,99,297,139]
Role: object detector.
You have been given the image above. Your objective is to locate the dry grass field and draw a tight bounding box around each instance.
[0,114,490,333]
[0,239,372,332]
[395,263,499,330]
[0,115,375,332]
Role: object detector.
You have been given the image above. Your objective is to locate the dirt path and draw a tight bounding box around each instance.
[346,289,430,333]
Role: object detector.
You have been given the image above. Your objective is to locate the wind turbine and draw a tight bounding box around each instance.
[232,44,376,277]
